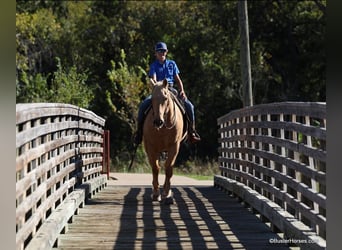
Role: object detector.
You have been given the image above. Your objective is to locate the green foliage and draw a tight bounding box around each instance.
[107,49,148,120]
[16,8,61,74]
[16,57,94,108]
[16,71,51,103]
[248,0,326,102]
[16,1,326,165]
[104,49,149,160]
[49,58,94,108]
[106,49,148,131]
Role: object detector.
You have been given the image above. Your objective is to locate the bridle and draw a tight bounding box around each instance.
[151,87,177,130]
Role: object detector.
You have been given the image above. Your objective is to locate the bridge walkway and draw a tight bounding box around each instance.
[53,174,291,250]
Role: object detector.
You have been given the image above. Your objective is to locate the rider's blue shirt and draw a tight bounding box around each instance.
[149,59,180,86]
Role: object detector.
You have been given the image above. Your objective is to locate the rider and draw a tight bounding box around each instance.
[134,41,201,145]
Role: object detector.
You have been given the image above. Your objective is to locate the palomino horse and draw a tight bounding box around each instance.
[143,78,187,204]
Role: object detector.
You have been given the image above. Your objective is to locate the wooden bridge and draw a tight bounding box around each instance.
[16,102,326,250]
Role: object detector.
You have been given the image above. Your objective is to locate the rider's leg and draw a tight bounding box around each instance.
[134,96,152,145]
[183,99,201,143]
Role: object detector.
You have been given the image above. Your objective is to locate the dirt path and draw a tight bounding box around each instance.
[109,172,213,186]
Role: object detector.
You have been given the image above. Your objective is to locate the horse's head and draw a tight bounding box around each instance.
[151,79,170,129]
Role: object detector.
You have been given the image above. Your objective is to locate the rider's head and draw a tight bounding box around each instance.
[155,42,168,62]
[155,42,167,52]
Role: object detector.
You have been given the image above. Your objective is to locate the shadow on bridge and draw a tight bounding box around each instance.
[109,186,290,250]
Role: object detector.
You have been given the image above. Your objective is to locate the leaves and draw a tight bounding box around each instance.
[106,49,148,131]
[50,58,94,108]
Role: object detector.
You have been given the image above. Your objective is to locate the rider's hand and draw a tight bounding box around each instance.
[179,91,187,100]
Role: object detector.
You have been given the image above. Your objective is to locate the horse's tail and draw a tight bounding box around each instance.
[128,138,139,172]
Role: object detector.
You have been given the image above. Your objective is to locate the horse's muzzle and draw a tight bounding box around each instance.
[153,119,164,128]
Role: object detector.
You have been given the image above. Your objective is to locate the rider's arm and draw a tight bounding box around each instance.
[150,75,157,84]
[174,74,186,99]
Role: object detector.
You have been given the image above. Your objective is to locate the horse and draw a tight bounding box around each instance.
[142,78,187,204]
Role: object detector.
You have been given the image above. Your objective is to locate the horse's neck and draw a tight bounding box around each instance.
[165,95,175,124]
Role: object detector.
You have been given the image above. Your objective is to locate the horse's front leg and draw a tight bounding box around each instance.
[149,156,161,201]
[162,146,178,204]
[163,161,173,199]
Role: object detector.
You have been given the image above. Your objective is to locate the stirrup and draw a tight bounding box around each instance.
[189,131,201,143]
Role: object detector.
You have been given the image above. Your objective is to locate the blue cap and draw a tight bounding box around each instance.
[155,42,167,51]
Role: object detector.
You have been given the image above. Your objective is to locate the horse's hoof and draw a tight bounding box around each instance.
[162,196,174,205]
[161,190,174,205]
[152,194,161,202]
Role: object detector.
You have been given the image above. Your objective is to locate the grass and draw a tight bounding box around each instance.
[178,174,214,181]
[110,150,219,181]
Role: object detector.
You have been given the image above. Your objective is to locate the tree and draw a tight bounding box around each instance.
[105,49,149,160]
[248,0,326,102]
[16,1,326,162]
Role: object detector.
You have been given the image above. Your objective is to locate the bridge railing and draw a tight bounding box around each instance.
[215,102,326,250]
[16,103,108,250]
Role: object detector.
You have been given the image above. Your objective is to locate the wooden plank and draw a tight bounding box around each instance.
[16,121,104,148]
[16,121,79,148]
[16,136,78,172]
[219,164,326,209]
[16,160,76,200]
[217,102,326,124]
[79,175,107,199]
[25,190,85,250]
[16,178,76,249]
[218,134,326,162]
[219,147,326,185]
[219,167,326,230]
[214,175,326,250]
[54,184,291,250]
[16,103,105,126]
[16,103,107,250]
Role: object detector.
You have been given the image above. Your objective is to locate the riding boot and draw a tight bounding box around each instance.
[189,121,201,143]
[134,121,144,145]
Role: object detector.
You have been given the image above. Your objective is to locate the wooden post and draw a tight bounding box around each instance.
[102,130,110,180]
[238,0,253,107]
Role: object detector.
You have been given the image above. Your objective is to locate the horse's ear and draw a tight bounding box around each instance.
[150,78,157,86]
[163,79,168,88]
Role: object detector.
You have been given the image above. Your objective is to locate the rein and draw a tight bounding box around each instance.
[164,96,177,129]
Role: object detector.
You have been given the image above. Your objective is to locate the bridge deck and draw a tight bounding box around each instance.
[54,178,291,250]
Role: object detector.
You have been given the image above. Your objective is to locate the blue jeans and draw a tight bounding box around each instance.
[137,92,195,124]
